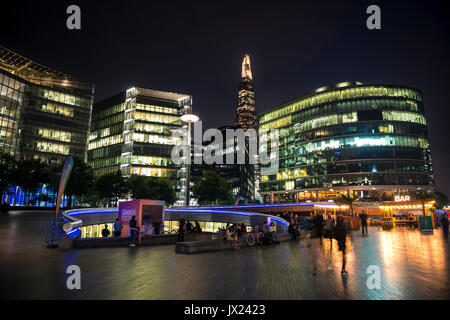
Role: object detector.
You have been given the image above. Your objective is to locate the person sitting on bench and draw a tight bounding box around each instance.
[226,225,240,249]
[269,222,280,243]
[260,221,275,245]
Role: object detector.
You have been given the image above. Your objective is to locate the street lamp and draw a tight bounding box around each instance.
[181,113,199,206]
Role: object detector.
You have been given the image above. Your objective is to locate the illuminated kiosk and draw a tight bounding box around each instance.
[119,199,165,244]
[351,198,436,229]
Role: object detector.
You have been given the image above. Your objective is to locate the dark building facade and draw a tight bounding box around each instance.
[191,125,255,203]
[0,45,94,165]
[258,82,434,203]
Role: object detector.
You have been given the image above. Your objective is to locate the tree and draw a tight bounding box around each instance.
[15,159,46,206]
[334,194,354,216]
[416,190,449,214]
[416,190,437,215]
[80,191,102,208]
[193,171,234,205]
[127,175,151,200]
[34,193,54,206]
[432,191,448,209]
[64,157,95,208]
[1,156,58,206]
[127,175,176,205]
[94,170,127,206]
[155,177,176,205]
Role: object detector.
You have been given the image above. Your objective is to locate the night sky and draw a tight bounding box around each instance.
[2,0,450,196]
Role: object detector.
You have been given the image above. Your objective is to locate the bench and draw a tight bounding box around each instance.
[72,232,218,249]
[175,233,291,254]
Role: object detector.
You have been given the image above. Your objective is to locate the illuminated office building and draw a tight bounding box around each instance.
[258,82,434,203]
[87,87,191,188]
[234,54,259,201]
[0,45,94,164]
[235,54,257,131]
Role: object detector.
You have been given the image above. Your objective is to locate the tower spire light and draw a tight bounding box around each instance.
[241,54,252,80]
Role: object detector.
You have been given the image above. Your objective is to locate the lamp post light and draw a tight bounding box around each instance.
[181,114,199,206]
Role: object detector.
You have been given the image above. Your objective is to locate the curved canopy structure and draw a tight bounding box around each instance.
[62,206,289,239]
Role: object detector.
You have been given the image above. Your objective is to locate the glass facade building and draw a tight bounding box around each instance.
[258,82,434,203]
[87,87,192,199]
[235,54,257,130]
[234,54,258,201]
[0,45,94,165]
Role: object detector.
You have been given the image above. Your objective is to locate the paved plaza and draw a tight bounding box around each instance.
[0,210,449,300]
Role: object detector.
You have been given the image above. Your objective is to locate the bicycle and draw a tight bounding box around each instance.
[246,231,265,246]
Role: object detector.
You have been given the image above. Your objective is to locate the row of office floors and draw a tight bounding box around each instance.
[261,186,432,204]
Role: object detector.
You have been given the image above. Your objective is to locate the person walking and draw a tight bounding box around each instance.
[178,215,186,242]
[408,214,415,229]
[313,214,324,240]
[129,215,139,247]
[324,215,333,245]
[142,217,153,235]
[288,219,295,240]
[441,214,449,240]
[293,223,299,240]
[334,216,348,275]
[359,212,368,235]
[113,218,122,237]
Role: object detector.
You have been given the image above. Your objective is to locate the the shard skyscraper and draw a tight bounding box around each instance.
[235,54,257,131]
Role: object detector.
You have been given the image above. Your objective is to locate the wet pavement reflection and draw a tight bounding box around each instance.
[0,211,449,299]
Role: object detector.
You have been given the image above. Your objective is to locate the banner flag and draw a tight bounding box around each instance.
[54,156,74,223]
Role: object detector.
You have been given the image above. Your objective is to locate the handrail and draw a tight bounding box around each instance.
[61,210,82,229]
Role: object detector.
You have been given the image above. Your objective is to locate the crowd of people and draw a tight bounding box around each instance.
[219,221,280,249]
[102,211,449,253]
[282,211,365,275]
[100,215,164,247]
[176,216,203,242]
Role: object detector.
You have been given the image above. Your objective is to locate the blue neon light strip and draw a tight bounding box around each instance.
[65,227,81,239]
[63,207,289,229]
[166,209,252,216]
[67,228,81,235]
[166,209,288,228]
[63,202,330,217]
[176,202,336,210]
[65,208,119,216]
